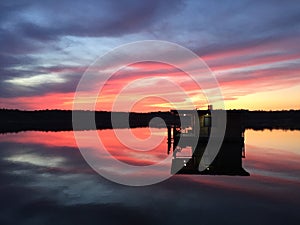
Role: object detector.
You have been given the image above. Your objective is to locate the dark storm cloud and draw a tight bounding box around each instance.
[0,54,32,69]
[0,0,184,98]
[1,0,184,42]
[0,0,300,105]
[1,0,184,49]
[190,0,300,56]
[1,0,299,57]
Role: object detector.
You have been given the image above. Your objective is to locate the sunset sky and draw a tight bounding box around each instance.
[1,0,300,111]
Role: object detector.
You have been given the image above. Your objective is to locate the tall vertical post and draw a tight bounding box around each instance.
[167,126,171,154]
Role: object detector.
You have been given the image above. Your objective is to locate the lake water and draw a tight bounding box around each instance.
[0,128,299,225]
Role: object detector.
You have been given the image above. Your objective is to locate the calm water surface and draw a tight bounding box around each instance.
[0,128,299,225]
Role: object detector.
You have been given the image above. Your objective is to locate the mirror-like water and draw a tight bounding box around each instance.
[0,128,299,225]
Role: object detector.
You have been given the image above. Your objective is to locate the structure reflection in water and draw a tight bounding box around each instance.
[167,107,249,176]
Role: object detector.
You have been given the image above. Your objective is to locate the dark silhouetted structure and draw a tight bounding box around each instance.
[167,108,249,176]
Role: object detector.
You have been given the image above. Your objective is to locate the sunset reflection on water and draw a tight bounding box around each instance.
[0,128,299,224]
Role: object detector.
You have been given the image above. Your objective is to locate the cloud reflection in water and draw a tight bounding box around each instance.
[0,128,299,225]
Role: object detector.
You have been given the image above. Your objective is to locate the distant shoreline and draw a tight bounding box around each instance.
[1,109,300,133]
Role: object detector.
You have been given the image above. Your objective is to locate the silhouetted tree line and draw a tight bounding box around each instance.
[0,109,175,133]
[243,110,300,130]
[1,109,300,133]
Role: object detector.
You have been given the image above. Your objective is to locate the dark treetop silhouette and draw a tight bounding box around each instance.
[1,109,300,133]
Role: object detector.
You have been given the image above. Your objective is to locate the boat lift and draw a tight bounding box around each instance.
[167,107,249,176]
